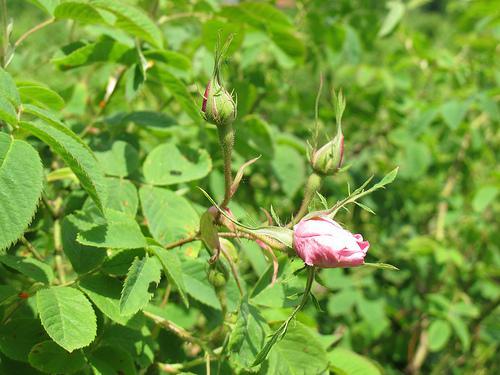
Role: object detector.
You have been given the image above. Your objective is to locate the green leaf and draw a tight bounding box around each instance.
[0,255,54,284]
[102,248,146,276]
[149,246,189,308]
[441,100,468,130]
[235,115,274,159]
[91,0,164,48]
[77,209,147,249]
[143,143,211,186]
[428,319,452,352]
[28,340,86,374]
[79,273,135,325]
[0,96,17,125]
[472,185,498,213]
[448,315,470,351]
[0,66,21,107]
[139,186,199,246]
[17,81,65,111]
[150,67,200,121]
[262,322,329,374]
[27,0,59,15]
[371,167,399,190]
[364,262,399,271]
[53,39,134,70]
[228,300,270,370]
[119,255,162,316]
[36,286,97,352]
[182,258,220,309]
[87,345,137,375]
[95,141,140,178]
[61,211,106,274]
[0,133,43,251]
[54,2,106,24]
[378,1,405,37]
[329,347,382,375]
[0,318,48,362]
[105,178,139,216]
[19,116,107,212]
[143,50,191,71]
[272,144,305,198]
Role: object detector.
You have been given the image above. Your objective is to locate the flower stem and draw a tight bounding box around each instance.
[288,173,322,227]
[217,123,234,209]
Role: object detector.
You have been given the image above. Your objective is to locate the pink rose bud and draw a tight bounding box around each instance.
[201,77,236,127]
[293,216,369,268]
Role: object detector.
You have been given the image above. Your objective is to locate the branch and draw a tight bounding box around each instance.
[14,18,55,49]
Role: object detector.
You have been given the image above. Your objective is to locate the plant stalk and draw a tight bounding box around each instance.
[288,173,322,227]
[217,123,234,209]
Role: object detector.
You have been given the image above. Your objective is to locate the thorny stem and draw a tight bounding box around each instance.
[218,123,235,209]
[287,173,322,227]
[13,18,55,49]
[164,233,199,250]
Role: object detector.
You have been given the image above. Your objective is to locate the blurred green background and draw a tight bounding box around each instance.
[4,0,500,373]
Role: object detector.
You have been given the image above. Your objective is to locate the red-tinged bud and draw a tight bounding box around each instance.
[18,292,29,299]
[310,130,344,175]
[202,78,236,127]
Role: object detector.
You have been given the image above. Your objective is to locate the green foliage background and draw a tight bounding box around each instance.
[0,0,498,374]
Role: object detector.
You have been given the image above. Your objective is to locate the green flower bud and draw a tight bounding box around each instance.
[310,130,344,175]
[202,78,236,127]
[208,269,227,288]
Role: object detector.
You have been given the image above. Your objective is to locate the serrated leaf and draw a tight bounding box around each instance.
[0,254,54,284]
[17,81,65,111]
[54,2,106,24]
[91,0,163,48]
[143,143,211,186]
[119,255,161,316]
[0,96,17,125]
[79,273,135,325]
[0,67,21,106]
[329,347,382,375]
[0,318,48,362]
[77,209,146,249]
[139,186,199,246]
[0,133,43,251]
[105,178,139,216]
[19,116,107,212]
[371,167,399,190]
[149,246,189,308]
[102,248,146,276]
[27,0,59,15]
[36,287,97,352]
[29,340,86,374]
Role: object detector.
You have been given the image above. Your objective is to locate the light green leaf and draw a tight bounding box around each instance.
[263,322,329,374]
[28,340,86,374]
[139,186,199,246]
[17,81,65,111]
[53,39,134,70]
[102,248,146,276]
[448,315,470,351]
[88,345,137,375]
[272,144,305,198]
[235,115,274,159]
[77,209,147,249]
[36,286,97,352]
[472,185,498,213]
[54,2,106,24]
[143,50,191,71]
[79,273,135,325]
[19,116,107,212]
[150,67,200,121]
[371,167,399,190]
[441,100,468,130]
[0,133,43,251]
[143,143,211,186]
[27,0,59,15]
[364,262,399,271]
[0,318,47,362]
[428,319,452,352]
[105,178,139,216]
[329,347,382,375]
[0,96,17,125]
[149,246,189,308]
[95,141,139,178]
[182,258,220,309]
[91,0,164,48]
[378,1,405,37]
[119,255,162,316]
[0,66,21,107]
[0,255,54,284]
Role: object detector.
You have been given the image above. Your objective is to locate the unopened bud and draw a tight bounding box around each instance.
[202,78,236,127]
[208,269,227,287]
[310,131,344,175]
